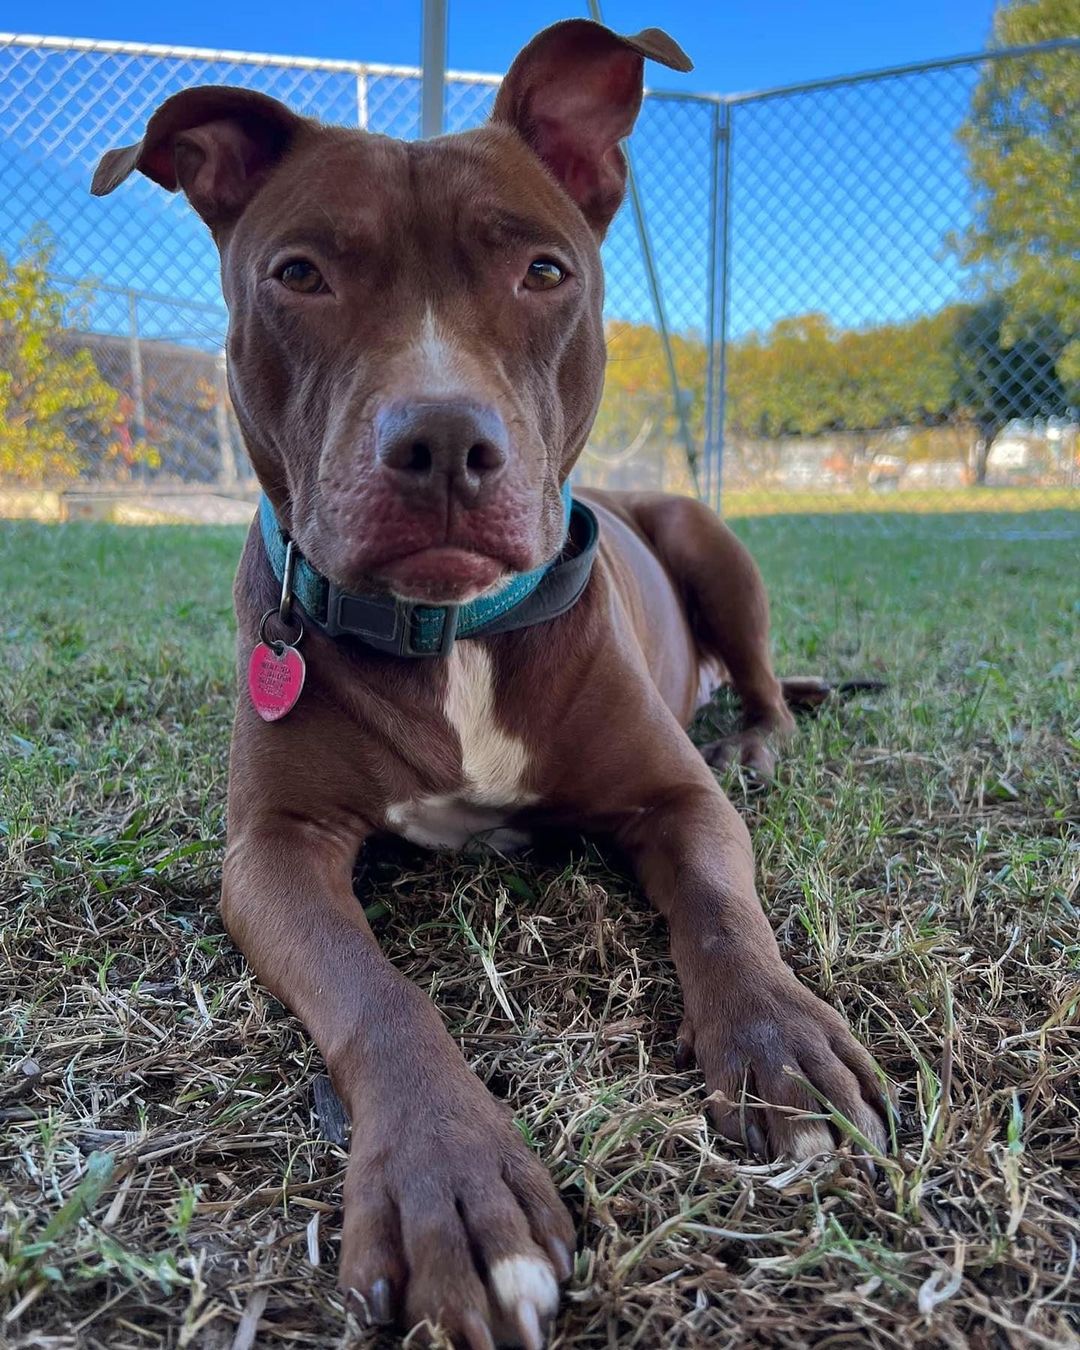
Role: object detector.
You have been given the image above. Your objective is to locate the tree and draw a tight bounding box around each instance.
[834,309,960,433]
[725,310,960,443]
[723,300,1071,485]
[726,314,840,440]
[952,300,1070,481]
[959,0,1080,398]
[0,231,128,484]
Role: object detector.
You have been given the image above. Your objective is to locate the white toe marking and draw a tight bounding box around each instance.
[489,1254,559,1318]
[516,1301,543,1350]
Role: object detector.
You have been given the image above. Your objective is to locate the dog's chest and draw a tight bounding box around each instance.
[385,644,537,851]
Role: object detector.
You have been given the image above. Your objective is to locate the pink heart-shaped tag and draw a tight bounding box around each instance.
[247,642,306,722]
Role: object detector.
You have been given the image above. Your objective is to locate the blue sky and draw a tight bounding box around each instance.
[3,0,998,97]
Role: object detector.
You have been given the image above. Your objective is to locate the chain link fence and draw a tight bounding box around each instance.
[0,32,1077,525]
[707,38,1080,521]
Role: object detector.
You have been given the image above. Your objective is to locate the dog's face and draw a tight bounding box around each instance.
[93,21,690,604]
[217,121,605,605]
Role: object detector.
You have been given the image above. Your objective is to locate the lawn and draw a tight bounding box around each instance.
[720,485,1080,519]
[2,509,1078,1349]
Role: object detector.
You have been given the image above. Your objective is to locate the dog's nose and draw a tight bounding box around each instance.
[375,401,509,504]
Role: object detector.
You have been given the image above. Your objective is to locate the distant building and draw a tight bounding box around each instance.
[985,418,1078,486]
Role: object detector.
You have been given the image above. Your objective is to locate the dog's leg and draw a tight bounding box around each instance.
[634,496,795,775]
[569,705,890,1161]
[620,776,889,1160]
[221,813,573,1345]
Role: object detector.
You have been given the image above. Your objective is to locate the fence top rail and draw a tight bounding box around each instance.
[51,272,227,316]
[1,30,1077,112]
[0,30,503,85]
[719,36,1080,106]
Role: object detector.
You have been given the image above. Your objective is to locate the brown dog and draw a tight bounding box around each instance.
[93,19,889,1348]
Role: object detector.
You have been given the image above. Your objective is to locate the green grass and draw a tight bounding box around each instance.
[723,485,1080,517]
[2,510,1078,1348]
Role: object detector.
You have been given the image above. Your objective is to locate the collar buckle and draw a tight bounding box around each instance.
[437,605,460,657]
[322,583,455,657]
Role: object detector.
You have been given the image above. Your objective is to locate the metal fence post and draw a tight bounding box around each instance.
[420,0,447,139]
[622,142,701,498]
[585,0,699,497]
[356,70,369,130]
[214,352,238,489]
[703,102,720,508]
[707,100,732,514]
[127,287,146,448]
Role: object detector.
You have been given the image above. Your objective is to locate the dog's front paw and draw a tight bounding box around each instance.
[338,1074,573,1348]
[699,703,796,779]
[699,728,780,778]
[676,964,892,1167]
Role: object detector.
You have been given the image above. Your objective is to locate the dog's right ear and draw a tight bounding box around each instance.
[492,20,692,236]
[90,86,302,227]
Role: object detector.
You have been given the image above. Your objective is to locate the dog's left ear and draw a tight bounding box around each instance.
[90,86,303,228]
[492,18,692,236]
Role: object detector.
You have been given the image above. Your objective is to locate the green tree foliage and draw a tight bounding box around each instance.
[726,315,840,440]
[725,312,963,441]
[725,308,977,441]
[954,300,1070,480]
[593,304,1071,483]
[0,232,125,484]
[959,0,1080,395]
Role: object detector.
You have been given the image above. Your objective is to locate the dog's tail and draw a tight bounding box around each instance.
[780,676,888,713]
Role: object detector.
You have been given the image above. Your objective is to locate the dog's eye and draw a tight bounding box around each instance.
[523,259,565,291]
[277,260,326,294]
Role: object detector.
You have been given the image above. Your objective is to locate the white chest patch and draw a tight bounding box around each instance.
[385,644,537,851]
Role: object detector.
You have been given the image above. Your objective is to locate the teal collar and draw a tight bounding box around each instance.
[258,482,599,658]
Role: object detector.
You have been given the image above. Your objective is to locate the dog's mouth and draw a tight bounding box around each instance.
[306,479,564,606]
[373,547,510,605]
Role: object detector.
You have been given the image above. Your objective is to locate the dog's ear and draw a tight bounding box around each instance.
[90,86,302,227]
[492,19,692,236]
